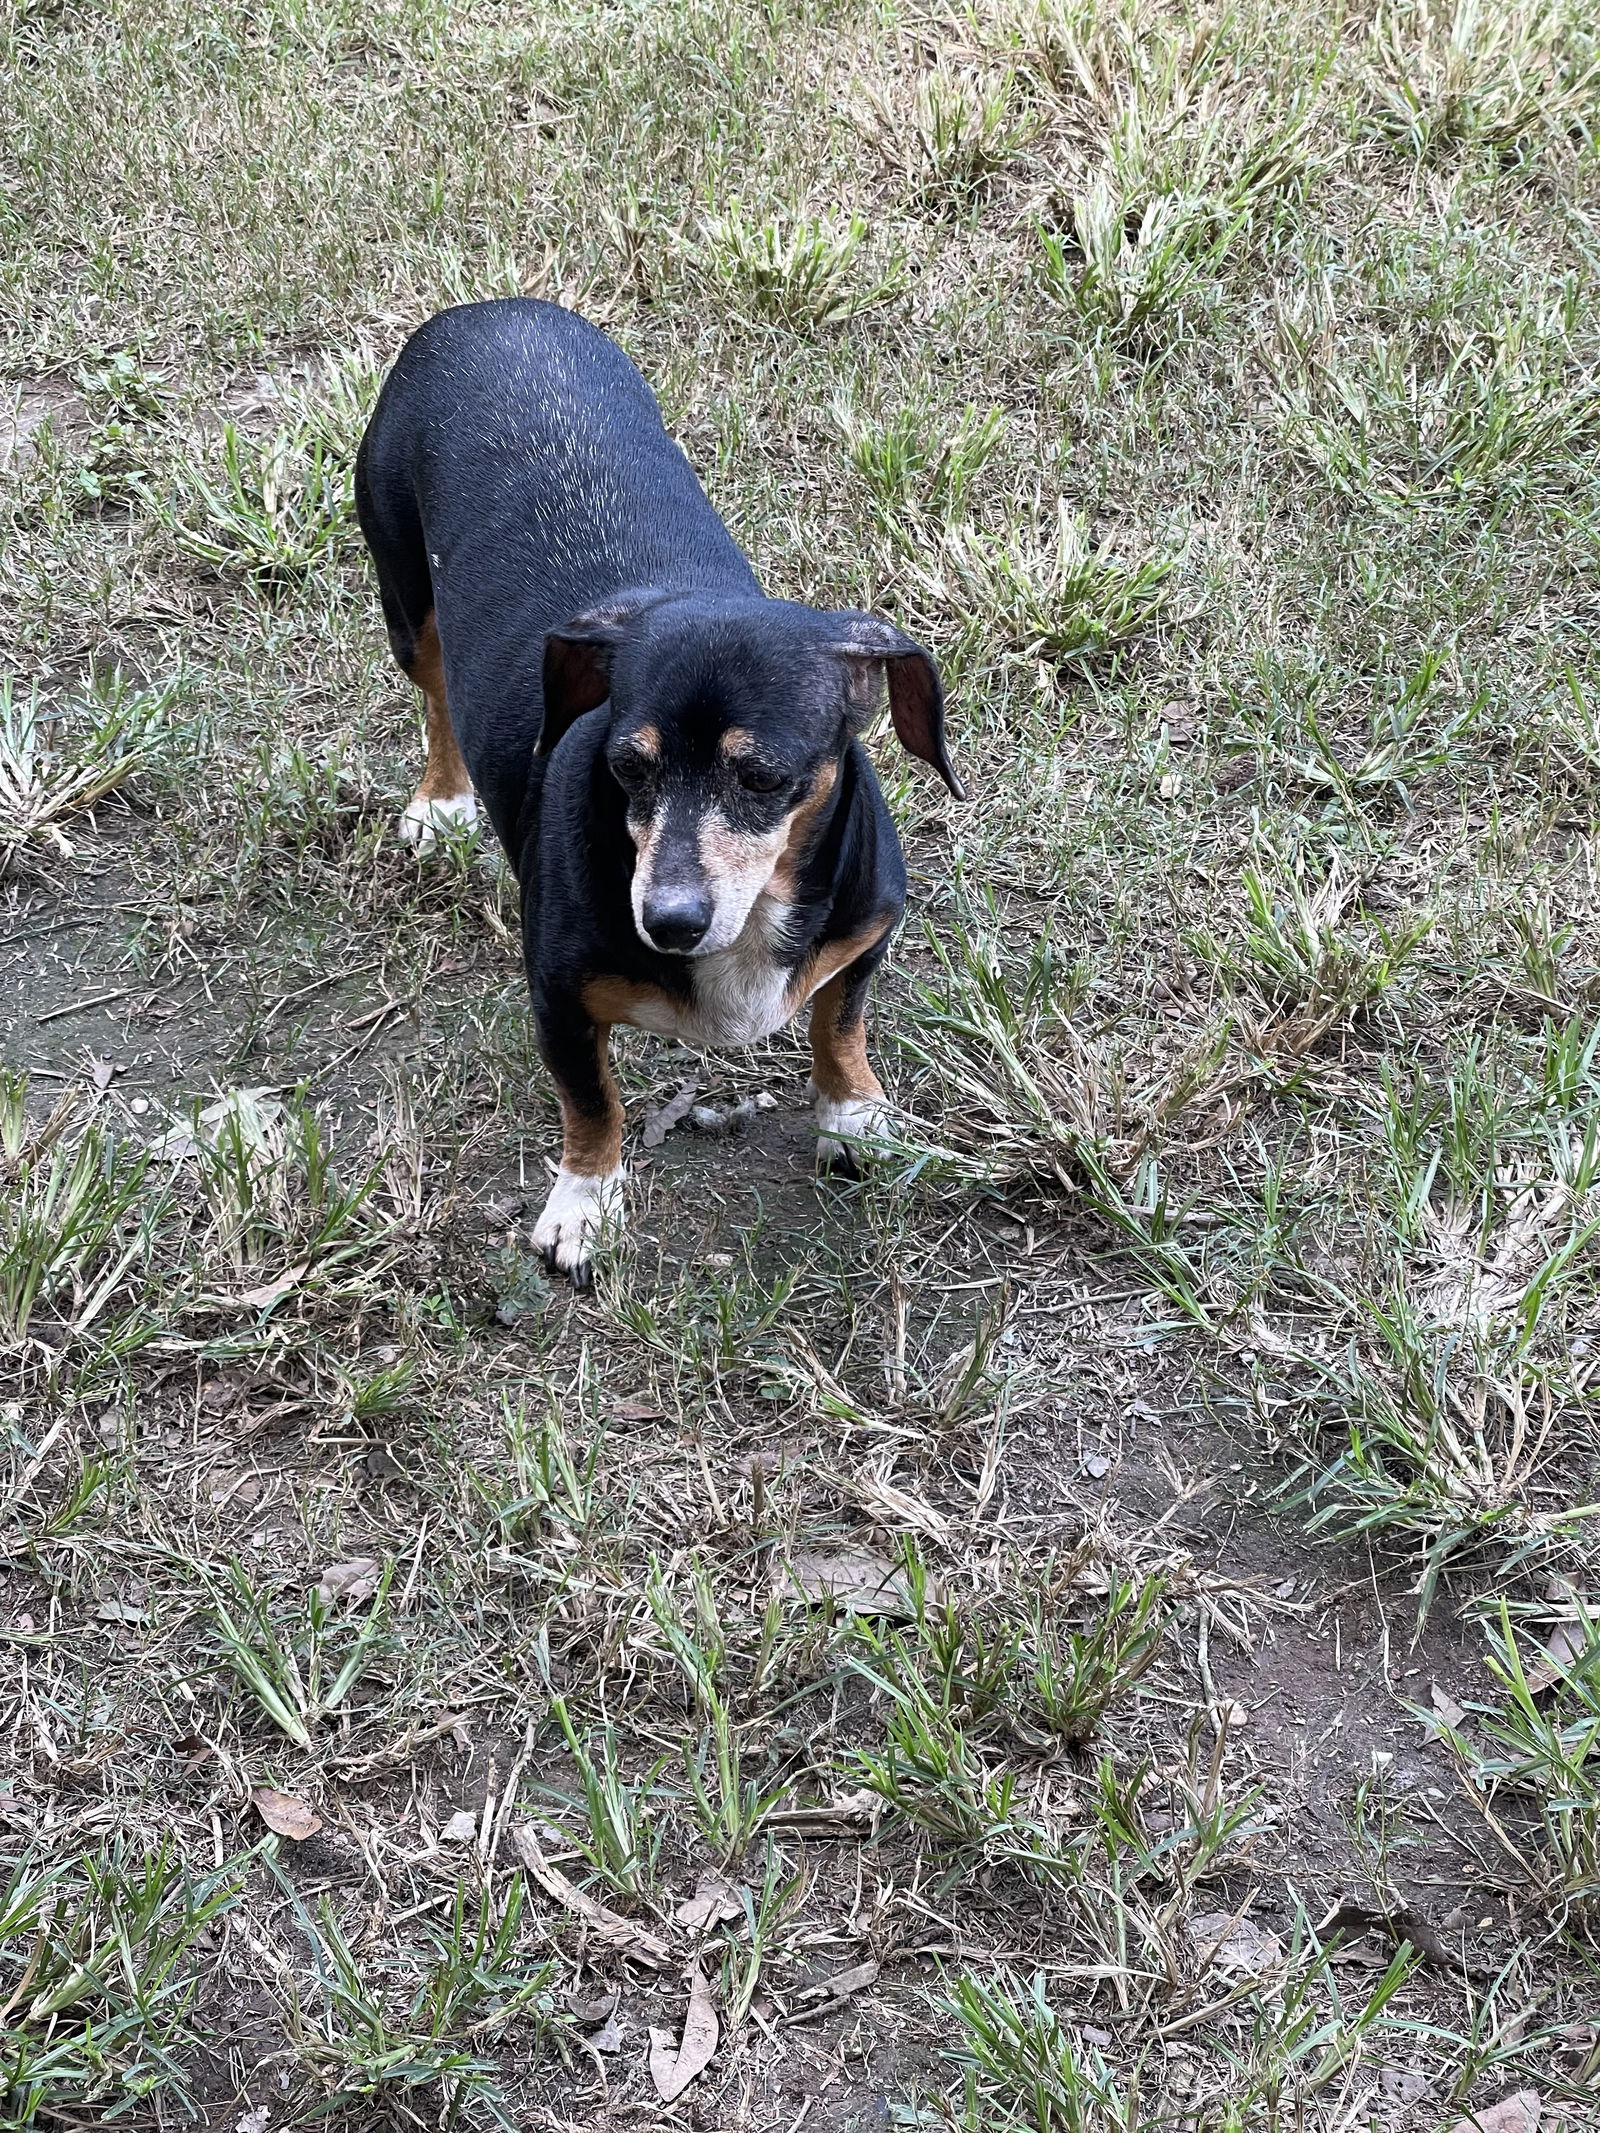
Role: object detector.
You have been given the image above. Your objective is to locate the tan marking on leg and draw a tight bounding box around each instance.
[787,913,893,1017]
[553,1023,625,1175]
[582,975,673,1031]
[407,611,471,803]
[534,1027,627,1280]
[767,761,837,902]
[808,968,885,1105]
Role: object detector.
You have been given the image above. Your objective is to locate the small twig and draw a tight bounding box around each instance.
[1319,1898,1489,1980]
[36,987,132,1023]
[259,958,384,1028]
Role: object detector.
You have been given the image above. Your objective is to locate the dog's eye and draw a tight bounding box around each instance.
[736,764,788,795]
[610,752,653,791]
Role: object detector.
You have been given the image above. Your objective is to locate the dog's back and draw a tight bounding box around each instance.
[356,300,758,839]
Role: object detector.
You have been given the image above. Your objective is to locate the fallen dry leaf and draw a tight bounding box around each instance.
[237,1262,310,1311]
[642,1080,699,1148]
[1191,1911,1282,1976]
[148,1123,202,1161]
[250,1787,322,1841]
[1524,1615,1591,1694]
[1430,1682,1468,1729]
[649,1965,718,2101]
[610,1396,664,1422]
[589,2006,626,2053]
[675,1871,745,1932]
[510,1826,669,1967]
[781,1546,916,1616]
[847,1470,949,1537]
[1450,2091,1542,2133]
[317,1557,381,1608]
[565,1985,617,2024]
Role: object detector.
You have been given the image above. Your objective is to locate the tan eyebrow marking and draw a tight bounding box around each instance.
[628,724,661,757]
[719,727,757,759]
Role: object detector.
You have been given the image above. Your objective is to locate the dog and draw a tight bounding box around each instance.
[355,299,962,1284]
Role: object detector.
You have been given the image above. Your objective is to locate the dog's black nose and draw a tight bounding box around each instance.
[643,886,713,953]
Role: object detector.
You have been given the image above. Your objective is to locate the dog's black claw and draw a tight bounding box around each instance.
[820,1148,863,1182]
[537,1241,594,1290]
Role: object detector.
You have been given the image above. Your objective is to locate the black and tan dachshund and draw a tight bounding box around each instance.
[356,299,962,1283]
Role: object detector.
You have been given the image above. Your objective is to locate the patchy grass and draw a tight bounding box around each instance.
[4,0,1600,2125]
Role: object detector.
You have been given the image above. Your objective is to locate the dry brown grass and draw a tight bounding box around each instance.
[3,0,1600,2124]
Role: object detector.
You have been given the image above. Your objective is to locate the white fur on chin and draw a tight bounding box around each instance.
[533,1165,626,1275]
[399,792,479,854]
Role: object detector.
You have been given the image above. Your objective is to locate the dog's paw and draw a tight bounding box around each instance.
[533,1166,625,1287]
[398,791,479,855]
[812,1091,892,1175]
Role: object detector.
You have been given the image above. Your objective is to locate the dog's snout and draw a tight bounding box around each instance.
[642,884,713,954]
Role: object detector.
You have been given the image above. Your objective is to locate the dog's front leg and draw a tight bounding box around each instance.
[808,959,892,1173]
[533,1007,625,1287]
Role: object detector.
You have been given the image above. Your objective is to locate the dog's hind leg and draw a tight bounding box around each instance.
[532,1008,626,1287]
[396,611,478,854]
[808,958,892,1174]
[355,439,479,855]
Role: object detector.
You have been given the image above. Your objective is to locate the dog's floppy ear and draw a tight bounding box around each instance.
[827,613,965,800]
[539,592,669,757]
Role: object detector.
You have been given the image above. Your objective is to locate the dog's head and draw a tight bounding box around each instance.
[539,592,962,957]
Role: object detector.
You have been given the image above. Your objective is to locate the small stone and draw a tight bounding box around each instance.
[1380,2064,1432,2104]
[1448,2091,1541,2133]
[441,1810,477,1843]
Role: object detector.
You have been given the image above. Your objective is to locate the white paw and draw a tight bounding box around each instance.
[399,791,479,855]
[533,1166,625,1285]
[812,1091,893,1169]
